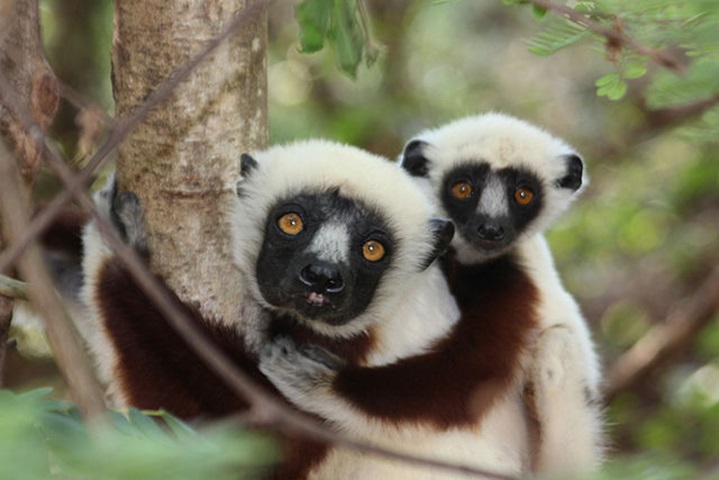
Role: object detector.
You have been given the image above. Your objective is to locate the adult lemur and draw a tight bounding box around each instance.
[399,112,605,474]
[80,140,496,478]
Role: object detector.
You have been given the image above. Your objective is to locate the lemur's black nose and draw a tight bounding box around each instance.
[477,222,505,241]
[300,262,345,293]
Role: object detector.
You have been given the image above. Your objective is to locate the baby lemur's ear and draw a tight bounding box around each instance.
[555,154,584,191]
[400,140,431,178]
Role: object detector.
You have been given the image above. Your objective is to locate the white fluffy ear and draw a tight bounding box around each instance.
[555,154,584,192]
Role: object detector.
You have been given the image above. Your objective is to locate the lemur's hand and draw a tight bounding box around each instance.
[259,337,344,402]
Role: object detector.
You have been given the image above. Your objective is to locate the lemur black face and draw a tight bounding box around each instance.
[256,191,394,326]
[440,162,544,255]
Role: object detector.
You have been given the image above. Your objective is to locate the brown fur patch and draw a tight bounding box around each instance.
[331,249,541,429]
[38,208,89,257]
[96,258,329,479]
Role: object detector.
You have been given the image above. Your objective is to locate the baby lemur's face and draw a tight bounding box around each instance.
[400,113,585,261]
[438,160,546,258]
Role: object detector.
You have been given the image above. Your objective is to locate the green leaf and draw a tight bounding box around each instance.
[531,4,548,20]
[608,80,628,100]
[332,0,363,77]
[624,64,647,79]
[158,411,198,441]
[295,0,333,53]
[597,74,628,100]
[595,72,619,87]
[16,387,54,401]
[127,408,172,443]
[526,22,588,56]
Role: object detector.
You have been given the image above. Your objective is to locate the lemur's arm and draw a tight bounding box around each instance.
[260,255,539,432]
[81,179,262,419]
[525,325,605,474]
[518,238,605,474]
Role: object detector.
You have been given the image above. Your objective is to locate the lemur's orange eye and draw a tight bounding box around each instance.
[514,188,534,206]
[277,213,304,235]
[362,240,386,262]
[451,181,473,200]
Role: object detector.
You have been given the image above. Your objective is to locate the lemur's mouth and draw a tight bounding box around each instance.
[305,291,331,307]
[474,238,506,251]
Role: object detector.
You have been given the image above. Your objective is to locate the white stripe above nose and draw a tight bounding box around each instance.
[307,222,351,264]
[477,175,509,216]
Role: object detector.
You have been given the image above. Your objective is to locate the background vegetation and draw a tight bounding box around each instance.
[3,0,718,478]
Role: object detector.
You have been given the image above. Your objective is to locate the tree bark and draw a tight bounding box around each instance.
[0,0,59,185]
[113,0,268,322]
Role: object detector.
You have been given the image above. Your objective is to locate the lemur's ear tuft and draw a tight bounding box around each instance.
[237,153,259,197]
[400,140,431,178]
[240,153,259,177]
[555,154,584,191]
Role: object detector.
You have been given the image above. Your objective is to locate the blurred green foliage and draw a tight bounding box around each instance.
[295,0,380,77]
[13,0,719,478]
[0,389,275,480]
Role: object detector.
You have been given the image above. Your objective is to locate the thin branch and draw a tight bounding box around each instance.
[604,265,719,402]
[0,293,12,389]
[0,138,107,424]
[528,0,686,74]
[0,273,29,300]
[635,95,719,134]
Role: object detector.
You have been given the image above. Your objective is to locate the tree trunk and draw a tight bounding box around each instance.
[112,0,268,321]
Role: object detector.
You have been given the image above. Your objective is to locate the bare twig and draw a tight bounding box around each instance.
[528,0,686,74]
[605,265,719,402]
[635,95,719,135]
[0,273,29,300]
[0,139,107,424]
[0,293,12,388]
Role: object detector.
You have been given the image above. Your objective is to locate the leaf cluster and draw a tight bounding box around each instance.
[294,0,380,78]
[0,389,276,480]
[514,0,719,134]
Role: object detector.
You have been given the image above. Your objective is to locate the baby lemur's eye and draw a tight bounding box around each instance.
[362,240,386,262]
[451,181,473,200]
[277,212,304,235]
[514,188,534,206]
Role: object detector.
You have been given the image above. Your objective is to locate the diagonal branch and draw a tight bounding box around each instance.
[0,139,107,424]
[604,265,719,402]
[0,273,29,300]
[0,293,12,388]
